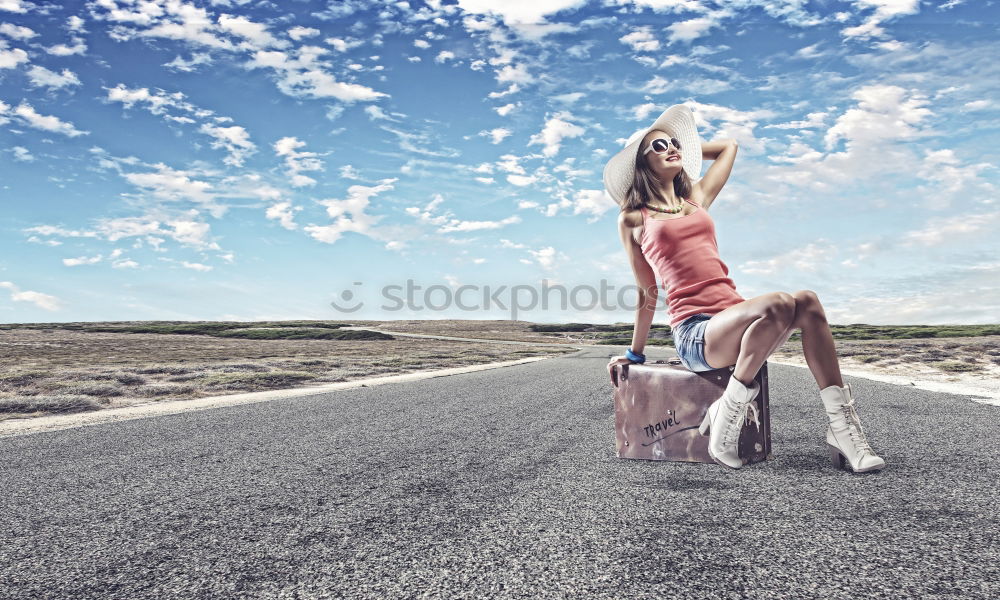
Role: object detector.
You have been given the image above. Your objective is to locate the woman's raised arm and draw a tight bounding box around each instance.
[694,139,739,210]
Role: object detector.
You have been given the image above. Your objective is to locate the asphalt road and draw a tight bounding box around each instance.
[2,345,998,599]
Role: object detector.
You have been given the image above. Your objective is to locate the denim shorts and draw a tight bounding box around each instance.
[672,313,716,372]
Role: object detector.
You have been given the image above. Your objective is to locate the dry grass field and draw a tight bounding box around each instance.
[0,323,576,421]
[3,319,998,422]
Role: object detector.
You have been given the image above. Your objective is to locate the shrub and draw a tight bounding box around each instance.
[132,366,191,375]
[0,371,49,387]
[933,360,982,373]
[61,383,124,397]
[135,384,197,397]
[80,371,147,385]
[197,371,318,390]
[0,394,104,414]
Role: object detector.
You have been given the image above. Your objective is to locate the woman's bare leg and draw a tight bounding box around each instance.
[701,292,797,386]
[787,290,844,389]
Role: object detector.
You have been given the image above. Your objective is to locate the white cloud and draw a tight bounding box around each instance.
[488,83,520,98]
[527,111,585,158]
[769,140,823,164]
[124,163,215,204]
[326,36,364,52]
[481,127,512,144]
[900,211,1000,247]
[823,84,932,151]
[12,103,89,137]
[180,261,213,272]
[632,102,658,120]
[246,46,389,102]
[120,0,235,50]
[619,26,659,52]
[218,13,288,50]
[552,92,584,104]
[274,136,325,187]
[364,105,403,122]
[507,174,538,186]
[667,13,726,44]
[570,188,615,222]
[0,22,35,39]
[406,193,521,233]
[305,178,397,244]
[495,102,519,116]
[764,111,828,130]
[198,123,256,167]
[438,215,521,233]
[107,83,257,167]
[496,63,534,85]
[288,26,319,41]
[46,38,87,56]
[435,50,455,63]
[10,145,32,161]
[66,15,86,32]
[455,0,587,26]
[105,83,210,117]
[686,100,775,154]
[0,281,62,312]
[168,218,221,250]
[377,123,461,158]
[0,45,27,68]
[163,52,213,72]
[841,0,919,39]
[94,215,163,242]
[22,224,99,239]
[265,201,302,230]
[63,254,103,267]
[0,0,29,14]
[738,241,836,275]
[26,65,82,89]
[526,246,566,271]
[915,150,996,206]
[794,42,825,59]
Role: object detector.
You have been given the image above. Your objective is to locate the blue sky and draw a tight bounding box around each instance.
[1,0,997,325]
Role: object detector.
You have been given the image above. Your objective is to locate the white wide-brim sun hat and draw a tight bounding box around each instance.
[603,104,703,208]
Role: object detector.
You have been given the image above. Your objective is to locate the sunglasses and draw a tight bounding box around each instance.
[643,137,682,155]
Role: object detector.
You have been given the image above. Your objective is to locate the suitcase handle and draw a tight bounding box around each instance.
[611,357,683,387]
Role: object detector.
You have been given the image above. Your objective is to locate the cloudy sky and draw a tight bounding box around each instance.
[1,0,997,325]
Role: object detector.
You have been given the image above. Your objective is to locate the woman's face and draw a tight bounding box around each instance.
[641,129,683,178]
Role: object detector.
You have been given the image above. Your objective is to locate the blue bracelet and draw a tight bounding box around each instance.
[625,346,646,363]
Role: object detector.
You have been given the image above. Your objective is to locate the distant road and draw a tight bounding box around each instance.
[1,345,997,598]
[339,325,583,346]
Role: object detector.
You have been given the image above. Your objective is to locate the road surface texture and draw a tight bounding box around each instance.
[2,345,997,599]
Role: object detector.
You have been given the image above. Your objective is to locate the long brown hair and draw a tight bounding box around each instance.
[620,142,692,212]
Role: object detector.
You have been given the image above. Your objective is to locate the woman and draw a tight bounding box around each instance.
[603,104,885,474]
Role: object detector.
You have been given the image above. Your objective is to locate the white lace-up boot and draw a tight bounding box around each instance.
[698,375,760,469]
[821,383,886,473]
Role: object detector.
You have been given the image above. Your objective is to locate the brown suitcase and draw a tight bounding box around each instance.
[611,358,772,465]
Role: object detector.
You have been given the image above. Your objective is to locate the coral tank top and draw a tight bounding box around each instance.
[639,199,745,328]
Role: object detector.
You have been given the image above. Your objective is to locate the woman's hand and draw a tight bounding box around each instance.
[607,355,635,387]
